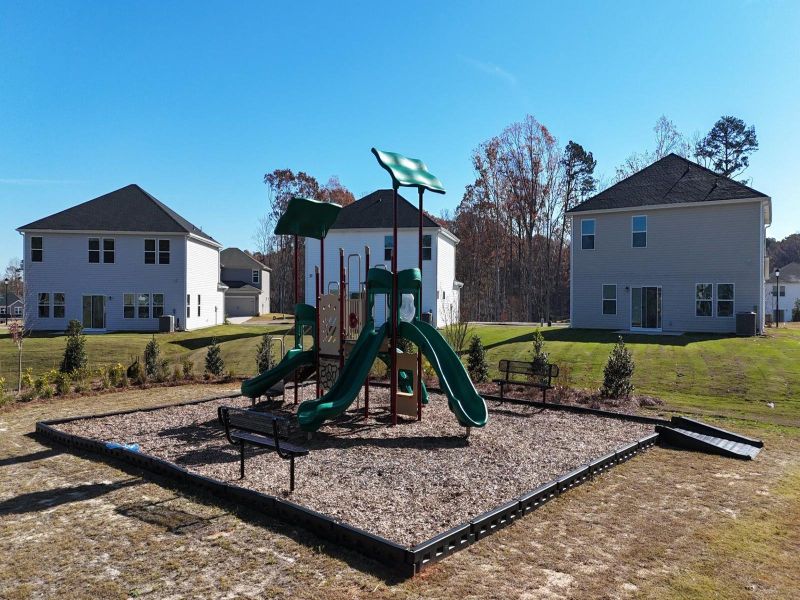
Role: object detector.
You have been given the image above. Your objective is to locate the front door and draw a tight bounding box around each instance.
[631,286,662,331]
[82,295,106,329]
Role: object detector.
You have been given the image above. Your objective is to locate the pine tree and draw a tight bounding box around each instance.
[255,334,275,373]
[466,335,488,383]
[144,336,160,379]
[601,336,635,399]
[205,338,225,377]
[531,329,549,383]
[60,320,87,373]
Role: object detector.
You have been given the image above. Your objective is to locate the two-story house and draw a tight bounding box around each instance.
[765,261,800,323]
[569,154,771,334]
[304,189,462,328]
[220,247,271,317]
[17,184,226,332]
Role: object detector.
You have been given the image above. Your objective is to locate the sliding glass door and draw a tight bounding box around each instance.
[82,295,106,329]
[631,286,661,331]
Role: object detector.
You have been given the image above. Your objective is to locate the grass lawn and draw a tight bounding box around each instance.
[0,323,293,388]
[472,325,800,426]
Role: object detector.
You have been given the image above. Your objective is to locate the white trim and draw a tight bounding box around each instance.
[580,218,595,251]
[695,282,713,317]
[601,283,617,315]
[568,195,770,217]
[631,215,647,248]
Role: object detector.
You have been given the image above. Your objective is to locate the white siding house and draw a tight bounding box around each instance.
[569,154,771,334]
[220,247,271,317]
[304,190,460,328]
[765,262,800,323]
[17,184,225,332]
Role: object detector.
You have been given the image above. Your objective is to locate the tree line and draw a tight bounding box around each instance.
[252,114,758,320]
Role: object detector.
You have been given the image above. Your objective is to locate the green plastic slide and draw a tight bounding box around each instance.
[397,319,488,428]
[240,347,315,399]
[297,324,388,432]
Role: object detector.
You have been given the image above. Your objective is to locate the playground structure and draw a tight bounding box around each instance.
[241,149,489,432]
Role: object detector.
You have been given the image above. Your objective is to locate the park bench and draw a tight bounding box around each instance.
[217,406,308,491]
[493,359,560,403]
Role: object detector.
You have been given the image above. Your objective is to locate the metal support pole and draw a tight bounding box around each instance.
[289,456,295,492]
[417,187,424,421]
[339,248,345,369]
[294,234,299,404]
[390,187,398,426]
[315,266,321,397]
[364,245,370,418]
[239,442,245,479]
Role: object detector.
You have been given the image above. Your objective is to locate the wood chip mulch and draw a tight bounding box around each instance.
[56,386,653,546]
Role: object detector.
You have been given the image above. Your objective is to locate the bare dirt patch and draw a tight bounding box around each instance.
[55,387,652,545]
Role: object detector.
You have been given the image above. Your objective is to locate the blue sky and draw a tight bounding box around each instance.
[2,1,798,267]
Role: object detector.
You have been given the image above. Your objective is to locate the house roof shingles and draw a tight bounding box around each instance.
[568,154,768,214]
[221,247,270,271]
[330,189,441,230]
[767,262,800,284]
[17,184,218,243]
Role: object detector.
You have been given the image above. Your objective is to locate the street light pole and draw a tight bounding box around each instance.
[774,267,781,328]
[3,278,8,325]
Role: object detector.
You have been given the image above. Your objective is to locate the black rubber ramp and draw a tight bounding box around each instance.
[656,416,763,460]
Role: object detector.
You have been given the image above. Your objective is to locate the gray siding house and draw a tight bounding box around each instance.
[220,248,271,317]
[17,185,226,332]
[569,154,771,334]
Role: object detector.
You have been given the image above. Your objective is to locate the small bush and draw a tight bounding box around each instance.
[466,335,488,383]
[98,367,111,390]
[421,357,437,381]
[144,336,161,379]
[21,368,34,390]
[154,358,171,383]
[369,360,387,380]
[601,336,635,399]
[793,298,800,322]
[127,357,146,386]
[39,383,55,398]
[54,372,71,395]
[255,334,275,373]
[205,338,224,377]
[531,329,549,385]
[108,363,126,387]
[60,320,88,374]
[182,357,194,380]
[0,376,11,407]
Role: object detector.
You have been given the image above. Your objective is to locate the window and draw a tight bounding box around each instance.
[197,294,201,317]
[717,284,734,317]
[103,239,115,263]
[89,238,100,263]
[145,239,156,264]
[123,294,135,319]
[137,293,150,319]
[384,236,393,261]
[602,284,617,315]
[31,237,43,262]
[581,219,595,250]
[53,293,65,318]
[0,307,5,315]
[158,239,170,264]
[38,293,49,318]
[696,283,712,317]
[14,306,21,316]
[772,285,786,297]
[632,216,647,248]
[422,235,432,261]
[252,270,260,284]
[152,294,164,318]
[186,294,191,319]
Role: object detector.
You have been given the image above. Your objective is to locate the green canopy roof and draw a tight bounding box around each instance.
[274,196,342,240]
[371,148,446,194]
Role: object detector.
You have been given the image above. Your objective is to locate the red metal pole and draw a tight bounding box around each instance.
[417,187,424,421]
[339,248,345,369]
[294,234,299,405]
[390,187,398,426]
[364,245,370,418]
[315,265,321,398]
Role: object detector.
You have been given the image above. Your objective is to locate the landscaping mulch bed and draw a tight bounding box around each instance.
[55,387,652,546]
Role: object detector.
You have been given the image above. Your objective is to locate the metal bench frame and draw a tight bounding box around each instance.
[493,359,560,403]
[218,406,308,491]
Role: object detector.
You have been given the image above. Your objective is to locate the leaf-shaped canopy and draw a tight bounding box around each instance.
[274,196,342,240]
[371,148,446,194]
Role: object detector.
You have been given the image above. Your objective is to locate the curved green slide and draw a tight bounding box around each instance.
[241,347,315,399]
[297,324,388,432]
[397,319,488,428]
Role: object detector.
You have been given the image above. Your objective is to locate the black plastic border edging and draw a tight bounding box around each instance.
[34,392,660,577]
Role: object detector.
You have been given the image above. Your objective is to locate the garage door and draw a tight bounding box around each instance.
[226,296,255,317]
